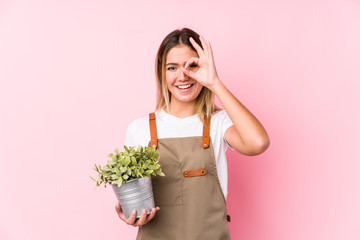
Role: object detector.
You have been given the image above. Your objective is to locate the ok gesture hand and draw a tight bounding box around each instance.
[181,35,221,91]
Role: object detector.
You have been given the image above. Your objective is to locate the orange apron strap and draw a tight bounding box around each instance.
[183,168,207,177]
[202,115,211,148]
[149,113,158,149]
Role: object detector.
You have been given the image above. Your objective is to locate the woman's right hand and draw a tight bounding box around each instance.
[115,203,160,227]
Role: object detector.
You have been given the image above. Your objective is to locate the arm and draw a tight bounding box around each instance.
[211,80,270,155]
[182,35,270,155]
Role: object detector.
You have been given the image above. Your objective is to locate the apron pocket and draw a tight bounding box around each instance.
[151,163,183,206]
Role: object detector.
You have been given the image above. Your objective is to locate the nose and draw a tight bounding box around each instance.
[178,67,189,81]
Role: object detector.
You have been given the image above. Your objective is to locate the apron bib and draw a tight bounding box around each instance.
[136,113,231,240]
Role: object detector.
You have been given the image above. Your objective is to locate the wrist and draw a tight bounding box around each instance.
[208,78,225,95]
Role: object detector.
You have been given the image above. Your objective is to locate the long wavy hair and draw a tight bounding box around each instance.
[155,28,219,123]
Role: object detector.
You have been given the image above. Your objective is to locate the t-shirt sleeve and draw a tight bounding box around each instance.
[220,110,234,136]
[217,110,234,149]
[124,120,138,147]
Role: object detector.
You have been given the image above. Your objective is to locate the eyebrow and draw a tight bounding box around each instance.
[165,62,179,66]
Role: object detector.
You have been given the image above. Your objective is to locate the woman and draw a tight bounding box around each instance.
[115,28,270,239]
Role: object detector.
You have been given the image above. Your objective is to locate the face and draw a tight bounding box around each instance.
[165,45,203,106]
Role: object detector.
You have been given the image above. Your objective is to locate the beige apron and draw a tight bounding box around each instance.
[136,113,231,240]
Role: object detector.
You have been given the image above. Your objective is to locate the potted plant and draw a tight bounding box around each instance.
[91,145,165,219]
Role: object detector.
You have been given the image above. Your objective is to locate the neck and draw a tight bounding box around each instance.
[168,99,196,118]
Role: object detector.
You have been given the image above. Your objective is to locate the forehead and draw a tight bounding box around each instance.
[166,45,198,63]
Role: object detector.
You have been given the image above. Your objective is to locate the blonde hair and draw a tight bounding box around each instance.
[155,28,219,123]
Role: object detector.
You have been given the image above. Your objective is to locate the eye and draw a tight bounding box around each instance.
[189,64,198,69]
[167,66,176,71]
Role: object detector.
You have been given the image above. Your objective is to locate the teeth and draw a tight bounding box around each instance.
[177,84,192,89]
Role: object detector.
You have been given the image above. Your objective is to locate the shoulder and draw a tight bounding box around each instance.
[127,114,149,129]
[126,113,151,137]
[212,109,228,119]
[211,109,233,127]
[124,113,152,147]
[209,109,234,142]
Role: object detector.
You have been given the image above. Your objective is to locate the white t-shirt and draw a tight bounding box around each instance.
[124,109,234,199]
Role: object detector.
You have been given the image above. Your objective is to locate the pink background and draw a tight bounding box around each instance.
[1,0,359,239]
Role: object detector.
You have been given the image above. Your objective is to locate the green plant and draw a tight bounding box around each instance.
[91,145,165,188]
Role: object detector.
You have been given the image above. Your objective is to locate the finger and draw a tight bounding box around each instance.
[189,37,204,57]
[134,209,148,226]
[115,203,121,213]
[199,35,210,54]
[184,57,200,69]
[126,209,137,225]
[208,41,215,63]
[208,41,213,55]
[115,203,126,221]
[144,207,159,224]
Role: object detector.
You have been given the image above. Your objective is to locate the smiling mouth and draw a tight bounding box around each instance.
[176,84,194,90]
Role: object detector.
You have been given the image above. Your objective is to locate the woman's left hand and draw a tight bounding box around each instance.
[181,35,221,91]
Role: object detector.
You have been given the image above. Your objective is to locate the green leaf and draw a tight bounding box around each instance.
[100,166,111,171]
[110,174,119,180]
[156,171,165,176]
[121,156,126,165]
[109,161,117,166]
[136,169,144,178]
[131,156,137,165]
[148,164,160,170]
[94,164,99,171]
[108,154,117,161]
[124,156,131,166]
[116,179,122,187]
